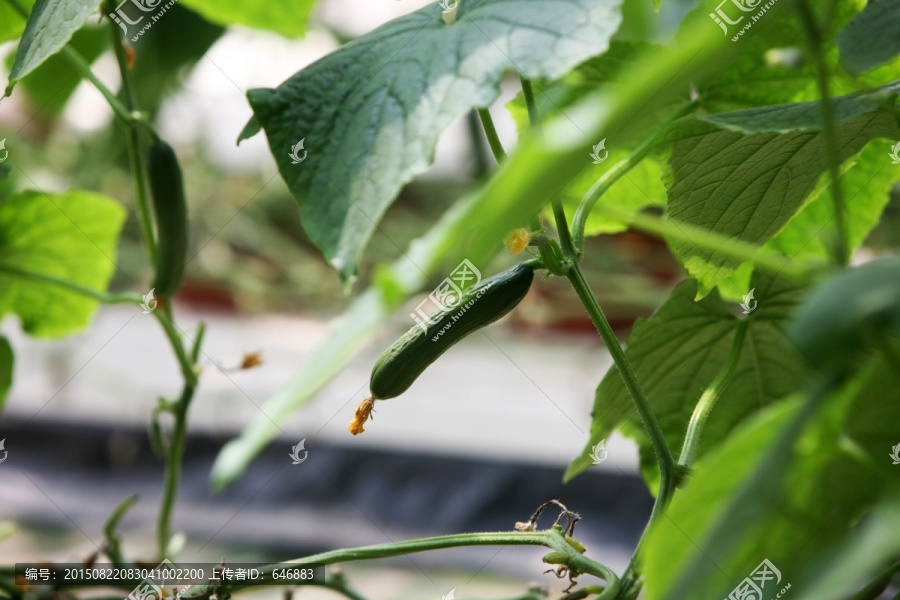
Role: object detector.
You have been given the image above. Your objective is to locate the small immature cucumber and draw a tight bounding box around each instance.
[147,140,188,298]
[349,262,534,434]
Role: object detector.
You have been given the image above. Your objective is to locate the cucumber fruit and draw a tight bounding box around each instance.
[349,262,534,434]
[147,140,188,298]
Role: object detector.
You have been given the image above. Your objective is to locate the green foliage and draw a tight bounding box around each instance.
[9,24,107,116]
[8,0,102,82]
[659,81,900,297]
[642,356,900,600]
[4,0,900,597]
[179,0,315,39]
[0,336,11,411]
[836,0,900,74]
[566,275,808,484]
[243,0,626,284]
[0,0,34,43]
[507,41,671,235]
[0,189,125,337]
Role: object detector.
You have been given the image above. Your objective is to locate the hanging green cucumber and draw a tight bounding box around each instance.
[349,262,534,434]
[147,139,188,298]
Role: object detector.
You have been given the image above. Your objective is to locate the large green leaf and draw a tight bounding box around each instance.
[643,353,900,600]
[765,143,899,265]
[836,0,900,75]
[0,0,35,44]
[659,80,900,296]
[0,189,125,338]
[179,0,314,39]
[565,274,808,483]
[0,336,11,412]
[212,18,733,490]
[8,0,102,82]
[244,0,625,283]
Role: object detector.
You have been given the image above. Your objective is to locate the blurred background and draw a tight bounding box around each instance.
[1,0,900,597]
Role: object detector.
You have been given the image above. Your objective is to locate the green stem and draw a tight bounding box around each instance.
[565,261,676,500]
[678,319,748,468]
[105,5,159,265]
[567,261,676,600]
[156,382,195,559]
[103,494,139,566]
[552,198,576,259]
[572,100,698,252]
[153,307,199,386]
[797,0,846,265]
[595,204,814,284]
[166,529,617,599]
[191,322,207,365]
[517,78,544,236]
[519,76,540,126]
[0,265,142,305]
[152,305,200,560]
[477,107,507,162]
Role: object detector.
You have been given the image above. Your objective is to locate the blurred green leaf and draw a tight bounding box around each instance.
[507,40,672,236]
[0,189,125,337]
[0,336,12,412]
[660,81,900,297]
[245,0,625,284]
[788,500,900,600]
[129,3,224,116]
[566,274,808,484]
[682,0,862,112]
[0,0,35,44]
[644,354,900,600]
[212,18,733,490]
[179,0,314,39]
[10,25,107,117]
[836,0,900,75]
[9,0,102,82]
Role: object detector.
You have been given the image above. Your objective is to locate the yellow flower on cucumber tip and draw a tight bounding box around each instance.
[504,228,530,254]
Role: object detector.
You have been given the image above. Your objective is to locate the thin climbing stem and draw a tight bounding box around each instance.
[572,99,698,252]
[105,3,159,265]
[593,204,814,284]
[152,304,200,559]
[477,107,507,162]
[679,319,748,468]
[566,263,676,491]
[0,266,142,305]
[797,0,846,265]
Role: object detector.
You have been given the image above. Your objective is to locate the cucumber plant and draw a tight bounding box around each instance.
[1,0,900,598]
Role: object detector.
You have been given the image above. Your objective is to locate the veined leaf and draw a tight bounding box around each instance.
[244,0,625,284]
[9,0,102,82]
[765,143,899,265]
[179,0,315,39]
[0,189,125,337]
[836,0,900,75]
[659,80,900,297]
[565,274,808,484]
